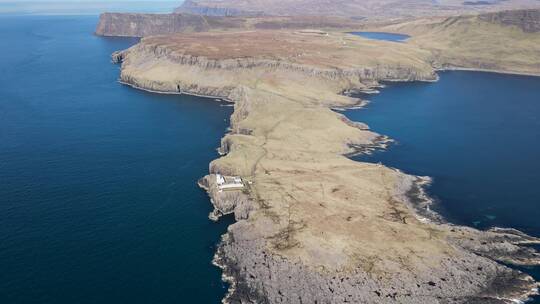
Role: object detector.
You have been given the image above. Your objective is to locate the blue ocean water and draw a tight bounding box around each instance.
[0,15,233,303]
[350,31,410,42]
[345,71,540,301]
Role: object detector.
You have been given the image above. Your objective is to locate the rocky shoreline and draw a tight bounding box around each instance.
[206,167,539,304]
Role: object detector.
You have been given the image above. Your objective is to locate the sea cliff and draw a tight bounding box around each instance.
[95,12,366,37]
[95,13,212,37]
[175,0,264,17]
[109,29,540,303]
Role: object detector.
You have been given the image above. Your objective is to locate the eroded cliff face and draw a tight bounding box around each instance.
[95,12,366,37]
[111,31,540,303]
[175,0,264,16]
[95,13,213,37]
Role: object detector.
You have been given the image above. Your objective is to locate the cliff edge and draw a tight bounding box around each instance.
[95,13,213,37]
[95,12,365,37]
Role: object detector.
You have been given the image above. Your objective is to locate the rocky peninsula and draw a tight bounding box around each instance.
[99,8,540,304]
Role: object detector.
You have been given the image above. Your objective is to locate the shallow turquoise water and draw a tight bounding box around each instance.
[350,31,410,42]
[0,15,233,303]
[345,71,540,302]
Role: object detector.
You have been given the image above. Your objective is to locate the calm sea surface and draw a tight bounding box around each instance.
[0,15,233,303]
[345,71,540,302]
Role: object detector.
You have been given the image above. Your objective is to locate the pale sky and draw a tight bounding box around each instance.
[0,0,181,2]
[0,1,183,15]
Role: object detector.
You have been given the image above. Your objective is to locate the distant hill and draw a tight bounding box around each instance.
[478,8,540,32]
[366,8,540,75]
[175,0,540,19]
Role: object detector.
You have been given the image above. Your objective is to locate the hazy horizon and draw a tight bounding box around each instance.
[0,1,183,15]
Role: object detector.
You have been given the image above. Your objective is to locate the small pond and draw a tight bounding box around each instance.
[350,31,410,42]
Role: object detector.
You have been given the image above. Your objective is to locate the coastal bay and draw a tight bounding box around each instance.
[347,71,540,233]
[346,70,540,303]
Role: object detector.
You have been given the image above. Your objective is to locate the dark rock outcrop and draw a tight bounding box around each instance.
[216,226,539,304]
